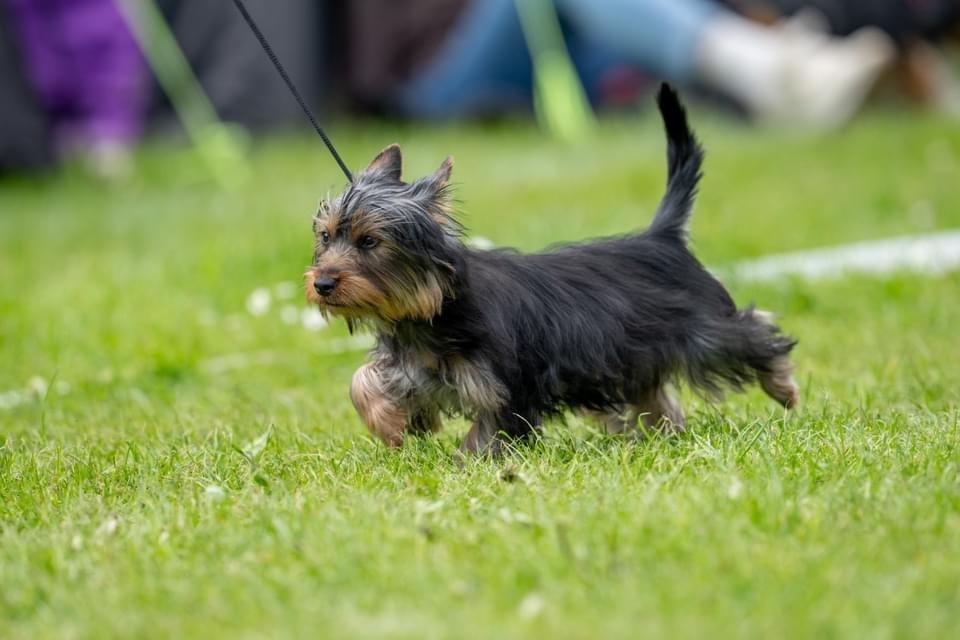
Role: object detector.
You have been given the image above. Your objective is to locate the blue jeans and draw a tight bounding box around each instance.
[399,0,718,118]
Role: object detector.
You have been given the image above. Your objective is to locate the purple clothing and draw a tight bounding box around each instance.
[3,0,148,146]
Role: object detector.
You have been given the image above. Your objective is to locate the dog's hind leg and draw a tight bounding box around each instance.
[634,385,685,434]
[758,355,800,409]
[750,311,800,409]
[583,386,684,438]
[582,406,637,434]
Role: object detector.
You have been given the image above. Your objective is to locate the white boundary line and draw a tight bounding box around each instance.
[728,229,960,282]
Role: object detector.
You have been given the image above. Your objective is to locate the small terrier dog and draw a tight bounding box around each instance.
[305,85,798,453]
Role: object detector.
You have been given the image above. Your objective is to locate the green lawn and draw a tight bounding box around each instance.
[2,110,959,639]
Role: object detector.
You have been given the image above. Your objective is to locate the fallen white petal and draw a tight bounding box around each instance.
[246,288,272,316]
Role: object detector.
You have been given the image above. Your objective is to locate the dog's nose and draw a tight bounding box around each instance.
[314,277,337,296]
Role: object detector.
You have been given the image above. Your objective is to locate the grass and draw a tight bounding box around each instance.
[2,109,959,639]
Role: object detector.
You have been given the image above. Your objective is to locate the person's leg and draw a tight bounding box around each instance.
[404,0,894,126]
[563,28,644,107]
[398,0,534,118]
[557,0,718,82]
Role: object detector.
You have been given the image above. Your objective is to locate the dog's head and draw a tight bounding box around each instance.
[305,145,463,326]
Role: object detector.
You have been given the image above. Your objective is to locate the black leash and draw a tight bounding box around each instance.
[229,0,353,183]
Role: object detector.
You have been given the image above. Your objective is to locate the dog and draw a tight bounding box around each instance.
[305,85,799,453]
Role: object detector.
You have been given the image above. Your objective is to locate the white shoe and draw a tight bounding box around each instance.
[758,26,896,128]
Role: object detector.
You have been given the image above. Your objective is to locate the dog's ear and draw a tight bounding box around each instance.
[423,156,460,236]
[365,144,403,181]
[429,156,454,190]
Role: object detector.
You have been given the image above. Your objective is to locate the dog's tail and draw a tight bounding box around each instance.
[647,84,704,241]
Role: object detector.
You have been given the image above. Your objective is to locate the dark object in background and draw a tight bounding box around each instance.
[334,0,469,113]
[152,0,324,132]
[0,0,326,175]
[0,7,53,173]
[721,0,960,42]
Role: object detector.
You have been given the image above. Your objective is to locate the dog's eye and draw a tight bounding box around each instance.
[359,235,378,250]
[320,230,330,245]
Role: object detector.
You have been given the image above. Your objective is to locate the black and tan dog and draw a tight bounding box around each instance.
[305,85,798,453]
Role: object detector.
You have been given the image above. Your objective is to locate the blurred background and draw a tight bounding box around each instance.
[1,0,959,176]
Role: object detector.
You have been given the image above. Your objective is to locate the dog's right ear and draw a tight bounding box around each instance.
[365,144,403,181]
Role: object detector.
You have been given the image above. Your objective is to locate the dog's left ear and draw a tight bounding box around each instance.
[429,156,454,190]
[423,156,459,238]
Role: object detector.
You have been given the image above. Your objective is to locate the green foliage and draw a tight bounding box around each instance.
[1,112,959,639]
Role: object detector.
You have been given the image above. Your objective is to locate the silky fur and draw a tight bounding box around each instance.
[306,85,799,453]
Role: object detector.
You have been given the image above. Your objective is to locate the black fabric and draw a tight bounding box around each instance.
[0,7,53,174]
[151,0,325,132]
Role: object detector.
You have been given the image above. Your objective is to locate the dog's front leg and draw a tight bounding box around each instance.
[460,413,499,454]
[350,362,408,447]
[408,407,443,435]
[460,409,538,455]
